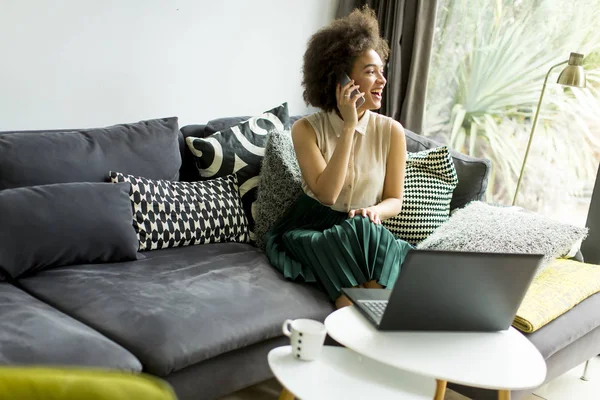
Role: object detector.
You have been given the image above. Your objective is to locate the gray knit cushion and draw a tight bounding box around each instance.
[417,201,589,273]
[254,130,303,250]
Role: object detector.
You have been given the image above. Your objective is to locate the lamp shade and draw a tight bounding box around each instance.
[557,52,586,88]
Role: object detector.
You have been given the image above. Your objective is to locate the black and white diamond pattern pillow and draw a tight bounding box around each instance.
[185,103,290,241]
[110,172,250,251]
[382,146,458,245]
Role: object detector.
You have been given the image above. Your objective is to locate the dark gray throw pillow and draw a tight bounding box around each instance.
[0,182,139,278]
[0,117,181,190]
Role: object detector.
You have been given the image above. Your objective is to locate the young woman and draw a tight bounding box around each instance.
[265,6,412,309]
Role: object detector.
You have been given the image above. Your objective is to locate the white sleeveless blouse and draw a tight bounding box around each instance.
[302,110,394,212]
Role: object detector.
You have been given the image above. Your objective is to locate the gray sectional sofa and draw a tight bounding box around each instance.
[0,115,598,400]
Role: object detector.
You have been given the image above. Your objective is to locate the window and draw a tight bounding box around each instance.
[425,0,600,226]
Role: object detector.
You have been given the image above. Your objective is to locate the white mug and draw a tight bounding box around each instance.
[282,318,327,361]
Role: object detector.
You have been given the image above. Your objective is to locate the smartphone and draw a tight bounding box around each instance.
[338,73,365,108]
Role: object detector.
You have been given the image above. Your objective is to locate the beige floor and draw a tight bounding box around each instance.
[219,356,600,400]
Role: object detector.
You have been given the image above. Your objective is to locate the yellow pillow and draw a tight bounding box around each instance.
[513,258,600,333]
[0,367,177,400]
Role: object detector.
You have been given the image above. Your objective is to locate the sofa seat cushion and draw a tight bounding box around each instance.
[18,244,334,377]
[526,291,600,359]
[0,283,141,371]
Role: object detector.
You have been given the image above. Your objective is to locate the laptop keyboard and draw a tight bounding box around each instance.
[358,300,388,318]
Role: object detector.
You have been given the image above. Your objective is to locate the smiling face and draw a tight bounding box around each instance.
[348,49,387,112]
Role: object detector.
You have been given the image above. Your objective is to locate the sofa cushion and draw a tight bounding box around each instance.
[0,117,181,190]
[404,129,491,211]
[382,146,459,245]
[203,115,304,137]
[18,243,334,377]
[526,291,600,360]
[513,259,600,333]
[110,172,250,251]
[185,103,291,241]
[0,283,141,371]
[417,201,589,274]
[178,116,304,184]
[254,129,303,251]
[178,124,207,183]
[0,182,139,279]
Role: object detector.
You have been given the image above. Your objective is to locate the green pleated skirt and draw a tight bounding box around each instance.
[265,193,413,301]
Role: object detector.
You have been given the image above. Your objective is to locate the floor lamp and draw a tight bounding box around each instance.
[512,52,587,206]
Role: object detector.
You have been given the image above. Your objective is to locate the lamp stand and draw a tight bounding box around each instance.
[512,60,569,206]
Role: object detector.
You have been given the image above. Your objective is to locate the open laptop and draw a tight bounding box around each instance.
[343,250,543,332]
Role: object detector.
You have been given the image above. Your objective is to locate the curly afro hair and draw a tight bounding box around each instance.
[301,6,389,113]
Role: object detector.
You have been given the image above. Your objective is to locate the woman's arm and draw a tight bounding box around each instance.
[292,79,365,206]
[292,119,354,205]
[376,120,407,219]
[349,120,407,222]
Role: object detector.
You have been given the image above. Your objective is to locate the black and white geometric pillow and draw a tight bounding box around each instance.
[110,172,250,251]
[382,146,458,245]
[185,102,290,241]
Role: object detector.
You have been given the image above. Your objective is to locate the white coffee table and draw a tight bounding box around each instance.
[325,306,547,400]
[268,345,436,400]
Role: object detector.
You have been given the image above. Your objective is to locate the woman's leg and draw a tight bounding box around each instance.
[335,282,369,309]
[335,294,353,309]
[363,280,383,289]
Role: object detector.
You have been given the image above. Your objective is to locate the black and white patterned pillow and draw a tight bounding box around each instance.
[185,103,291,241]
[383,146,458,245]
[110,172,250,251]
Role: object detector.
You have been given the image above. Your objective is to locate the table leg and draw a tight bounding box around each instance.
[498,389,511,400]
[279,387,295,400]
[434,380,447,400]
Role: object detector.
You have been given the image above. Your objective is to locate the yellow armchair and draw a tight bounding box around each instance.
[0,367,177,400]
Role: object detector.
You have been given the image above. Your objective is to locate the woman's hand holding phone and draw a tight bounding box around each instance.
[336,75,365,134]
[339,73,366,109]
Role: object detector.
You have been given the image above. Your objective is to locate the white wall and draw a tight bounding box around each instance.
[0,0,339,130]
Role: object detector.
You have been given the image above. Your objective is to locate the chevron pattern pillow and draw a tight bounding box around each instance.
[185,103,290,241]
[110,172,250,251]
[382,146,458,245]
